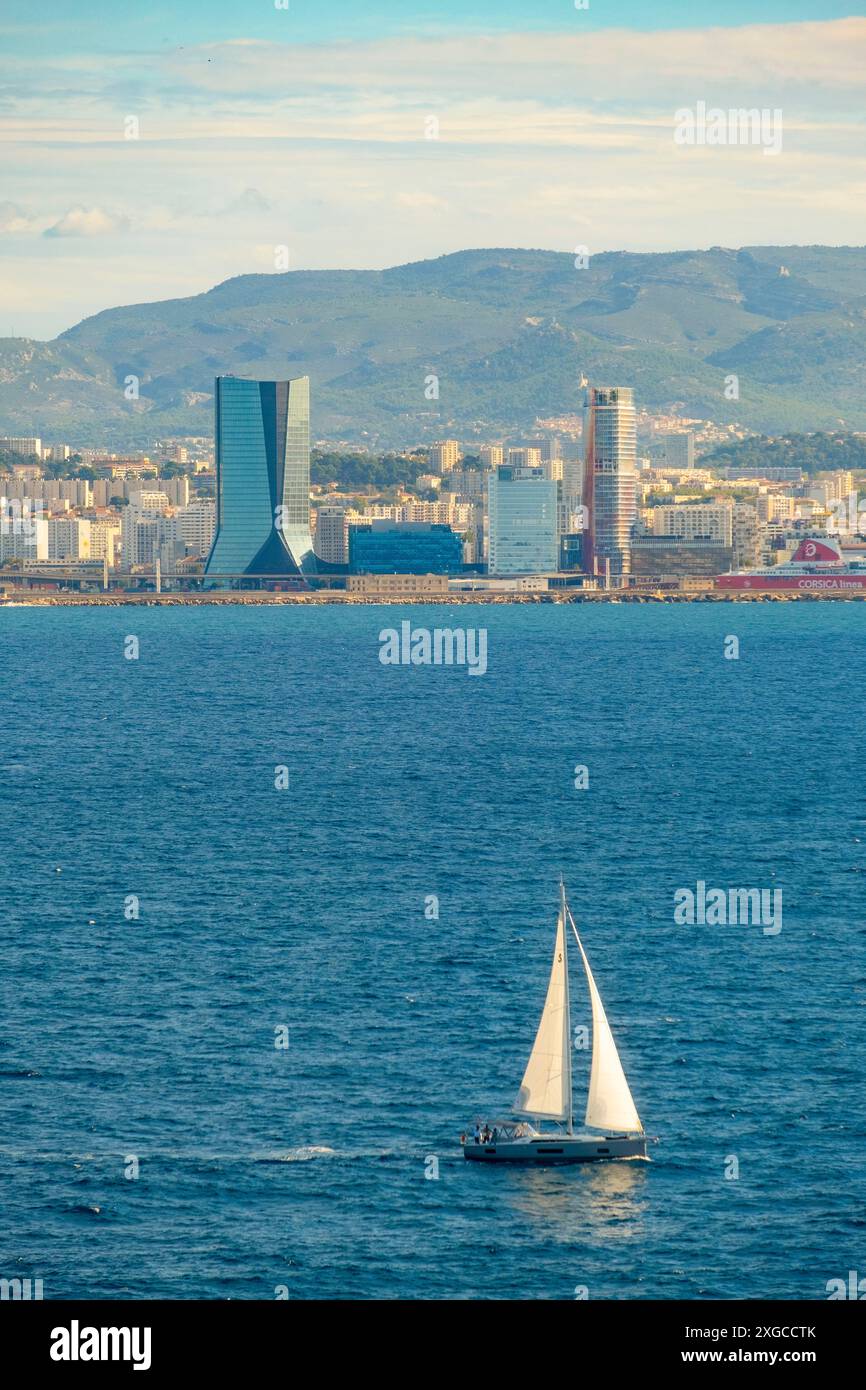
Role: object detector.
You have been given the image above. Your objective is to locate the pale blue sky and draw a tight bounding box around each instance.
[1,2,864,337]
[1,0,858,49]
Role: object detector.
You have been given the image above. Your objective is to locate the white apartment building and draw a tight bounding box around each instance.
[121,492,170,569]
[652,502,733,546]
[48,517,91,561]
[89,520,121,567]
[174,501,215,557]
[358,500,473,528]
[0,436,42,458]
[0,515,49,561]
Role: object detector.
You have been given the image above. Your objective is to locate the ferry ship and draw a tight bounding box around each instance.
[716,537,866,592]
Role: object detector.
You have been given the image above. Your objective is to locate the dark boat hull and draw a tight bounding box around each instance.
[463,1134,647,1164]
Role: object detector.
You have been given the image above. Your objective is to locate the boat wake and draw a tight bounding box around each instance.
[256,1146,338,1163]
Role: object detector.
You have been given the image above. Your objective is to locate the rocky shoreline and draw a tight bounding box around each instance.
[4,590,866,608]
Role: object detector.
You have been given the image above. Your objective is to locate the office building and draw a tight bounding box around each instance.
[349,521,463,574]
[487,465,558,575]
[206,375,315,578]
[662,432,695,470]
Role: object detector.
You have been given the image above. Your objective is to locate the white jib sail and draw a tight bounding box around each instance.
[514,907,570,1120]
[570,915,642,1134]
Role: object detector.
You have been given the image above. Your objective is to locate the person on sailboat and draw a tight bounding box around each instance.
[473,1124,481,1144]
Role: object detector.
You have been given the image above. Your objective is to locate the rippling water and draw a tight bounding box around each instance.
[1,603,864,1299]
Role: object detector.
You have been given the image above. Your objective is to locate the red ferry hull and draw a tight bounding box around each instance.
[716,574,866,592]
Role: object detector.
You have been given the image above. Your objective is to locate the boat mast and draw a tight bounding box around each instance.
[561,877,574,1135]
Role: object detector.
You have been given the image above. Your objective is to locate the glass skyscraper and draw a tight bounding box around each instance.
[487,465,558,575]
[582,386,637,578]
[205,375,315,577]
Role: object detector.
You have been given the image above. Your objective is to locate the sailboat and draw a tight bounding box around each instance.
[463,882,648,1164]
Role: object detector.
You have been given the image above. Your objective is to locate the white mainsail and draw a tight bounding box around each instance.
[513,904,571,1122]
[569,910,643,1134]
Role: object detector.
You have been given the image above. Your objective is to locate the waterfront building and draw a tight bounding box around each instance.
[487,464,558,575]
[651,502,733,545]
[205,375,315,578]
[48,517,91,561]
[349,520,464,574]
[582,386,637,577]
[631,538,733,578]
[732,502,763,569]
[346,574,449,597]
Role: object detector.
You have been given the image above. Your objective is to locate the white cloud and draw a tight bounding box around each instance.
[43,205,130,238]
[1,16,863,334]
[0,200,33,233]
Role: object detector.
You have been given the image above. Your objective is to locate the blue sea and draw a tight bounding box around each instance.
[1,603,865,1300]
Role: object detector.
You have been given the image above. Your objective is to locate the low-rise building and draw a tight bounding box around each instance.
[346,573,449,596]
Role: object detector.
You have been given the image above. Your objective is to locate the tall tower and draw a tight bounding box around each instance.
[582,385,637,578]
[205,375,315,578]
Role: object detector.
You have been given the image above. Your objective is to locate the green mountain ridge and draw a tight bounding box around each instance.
[1,245,865,447]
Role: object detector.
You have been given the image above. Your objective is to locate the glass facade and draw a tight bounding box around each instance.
[487,466,558,575]
[349,522,464,574]
[205,376,315,577]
